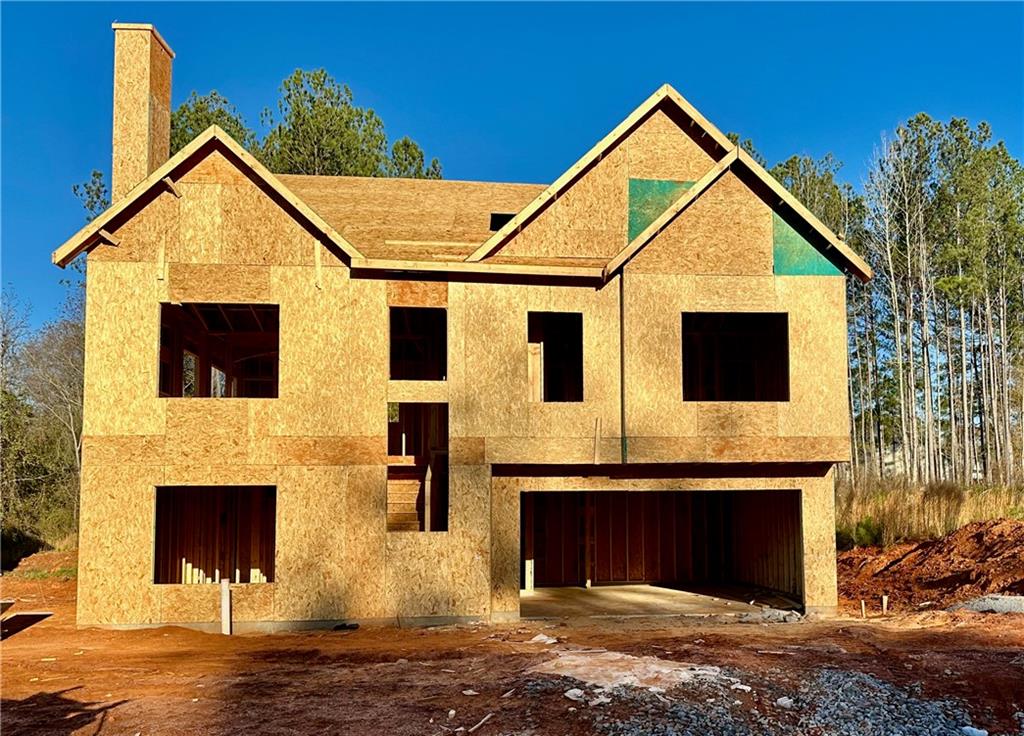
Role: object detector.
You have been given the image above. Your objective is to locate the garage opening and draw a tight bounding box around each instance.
[520,490,802,616]
[154,486,276,584]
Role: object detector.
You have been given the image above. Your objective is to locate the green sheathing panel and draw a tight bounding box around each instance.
[772,212,842,276]
[628,178,694,241]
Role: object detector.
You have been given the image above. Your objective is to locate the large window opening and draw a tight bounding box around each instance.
[387,403,448,532]
[390,307,447,381]
[527,312,584,402]
[681,312,789,402]
[154,486,276,584]
[159,303,279,398]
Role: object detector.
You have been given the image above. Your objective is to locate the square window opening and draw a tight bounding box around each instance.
[527,312,584,402]
[158,303,279,398]
[489,212,516,231]
[682,312,789,402]
[390,307,447,381]
[387,402,448,532]
[154,485,276,584]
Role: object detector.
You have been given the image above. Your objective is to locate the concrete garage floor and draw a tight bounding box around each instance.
[520,584,779,618]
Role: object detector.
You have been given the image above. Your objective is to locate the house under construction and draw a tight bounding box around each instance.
[54,23,871,629]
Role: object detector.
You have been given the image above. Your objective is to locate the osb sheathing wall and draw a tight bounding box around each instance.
[111,27,172,200]
[78,150,495,624]
[489,469,839,618]
[620,170,850,464]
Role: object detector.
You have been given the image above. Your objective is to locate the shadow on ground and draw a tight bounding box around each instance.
[0,687,127,736]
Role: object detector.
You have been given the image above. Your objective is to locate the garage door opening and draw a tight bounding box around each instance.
[519,489,802,617]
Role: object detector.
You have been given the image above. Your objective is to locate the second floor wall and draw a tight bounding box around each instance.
[81,150,850,467]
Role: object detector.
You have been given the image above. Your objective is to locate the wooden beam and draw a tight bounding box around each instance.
[162,176,182,198]
[97,229,120,247]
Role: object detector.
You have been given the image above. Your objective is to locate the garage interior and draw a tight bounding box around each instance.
[519,489,803,616]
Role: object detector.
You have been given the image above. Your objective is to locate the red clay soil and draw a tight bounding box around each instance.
[2,540,1023,735]
[838,519,1024,613]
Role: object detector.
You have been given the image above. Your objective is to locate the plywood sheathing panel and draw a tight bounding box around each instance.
[279,175,543,259]
[625,108,716,182]
[697,403,778,437]
[269,266,386,438]
[76,464,163,625]
[385,465,491,617]
[344,465,387,617]
[82,261,165,436]
[626,436,849,464]
[272,436,386,466]
[166,400,249,465]
[387,380,449,404]
[162,465,276,487]
[621,271,850,461]
[773,212,843,276]
[450,437,486,465]
[82,435,166,466]
[178,149,250,185]
[499,147,629,261]
[91,191,179,263]
[801,468,839,610]
[273,465,349,620]
[112,27,171,200]
[456,282,621,445]
[628,171,773,275]
[776,276,850,442]
[167,264,271,303]
[387,280,448,307]
[169,149,317,268]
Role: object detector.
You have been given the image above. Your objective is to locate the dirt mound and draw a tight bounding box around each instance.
[838,519,1024,612]
[5,549,77,577]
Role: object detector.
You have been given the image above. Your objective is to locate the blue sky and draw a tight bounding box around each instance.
[2,2,1022,327]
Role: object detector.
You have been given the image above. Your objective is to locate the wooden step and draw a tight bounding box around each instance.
[388,489,421,503]
[387,520,421,532]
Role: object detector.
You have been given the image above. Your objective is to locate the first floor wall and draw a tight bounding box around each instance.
[76,461,837,626]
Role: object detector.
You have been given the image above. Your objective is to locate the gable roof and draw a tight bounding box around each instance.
[52,126,366,268]
[465,84,734,263]
[461,83,871,282]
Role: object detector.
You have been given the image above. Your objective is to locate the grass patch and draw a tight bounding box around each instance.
[11,566,77,581]
[836,478,1024,547]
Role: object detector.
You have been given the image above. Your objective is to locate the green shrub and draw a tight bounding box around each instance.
[853,517,884,547]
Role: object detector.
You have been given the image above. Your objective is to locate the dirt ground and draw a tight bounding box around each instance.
[838,519,1024,613]
[2,559,1023,735]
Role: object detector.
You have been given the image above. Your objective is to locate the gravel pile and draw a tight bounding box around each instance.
[528,667,996,736]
